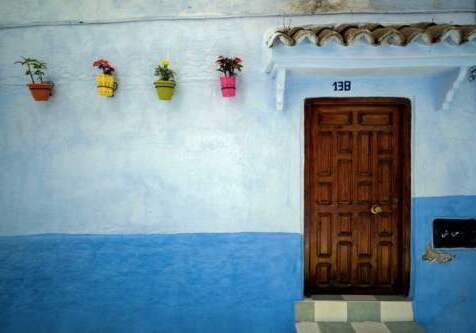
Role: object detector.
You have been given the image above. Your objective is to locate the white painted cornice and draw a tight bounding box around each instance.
[265,40,476,111]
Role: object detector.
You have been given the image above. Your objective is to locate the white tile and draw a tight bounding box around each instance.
[314,301,347,322]
[352,321,391,333]
[381,301,414,322]
[342,295,378,301]
[296,321,321,333]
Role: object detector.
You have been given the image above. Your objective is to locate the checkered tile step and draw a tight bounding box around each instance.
[296,321,425,333]
[296,295,414,323]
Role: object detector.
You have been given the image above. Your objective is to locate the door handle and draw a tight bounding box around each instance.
[370,204,383,215]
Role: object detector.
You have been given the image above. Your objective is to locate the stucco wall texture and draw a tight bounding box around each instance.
[0,233,302,333]
[1,2,476,333]
[1,0,475,26]
[1,15,476,234]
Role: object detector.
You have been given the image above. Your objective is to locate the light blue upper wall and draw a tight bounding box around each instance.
[1,12,476,234]
[286,65,476,196]
[1,0,475,26]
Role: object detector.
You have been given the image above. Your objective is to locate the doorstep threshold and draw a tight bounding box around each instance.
[307,295,410,301]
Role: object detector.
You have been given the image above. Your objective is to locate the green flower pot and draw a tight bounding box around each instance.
[154,80,176,100]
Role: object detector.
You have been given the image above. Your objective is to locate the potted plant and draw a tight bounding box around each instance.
[15,57,54,101]
[93,59,117,97]
[216,56,243,97]
[154,59,176,100]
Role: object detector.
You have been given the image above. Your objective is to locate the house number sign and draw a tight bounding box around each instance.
[332,81,351,91]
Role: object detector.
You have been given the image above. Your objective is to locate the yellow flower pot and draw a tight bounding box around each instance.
[154,80,176,101]
[96,74,117,97]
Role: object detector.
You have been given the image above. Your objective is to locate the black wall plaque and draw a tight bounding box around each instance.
[433,218,476,248]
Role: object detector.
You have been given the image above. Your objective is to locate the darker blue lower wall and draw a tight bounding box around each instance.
[0,233,302,333]
[2,197,476,333]
[413,196,476,333]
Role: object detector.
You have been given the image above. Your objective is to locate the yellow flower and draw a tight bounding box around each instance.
[160,59,170,67]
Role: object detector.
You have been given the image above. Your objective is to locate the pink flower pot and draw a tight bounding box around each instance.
[220,76,236,97]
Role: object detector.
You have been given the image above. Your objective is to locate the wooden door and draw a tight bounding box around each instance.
[304,98,410,295]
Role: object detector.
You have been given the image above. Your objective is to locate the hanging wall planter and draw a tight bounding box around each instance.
[216,56,243,98]
[27,82,54,101]
[220,76,236,97]
[93,59,117,97]
[15,57,54,101]
[96,73,116,97]
[154,59,176,101]
[154,80,176,100]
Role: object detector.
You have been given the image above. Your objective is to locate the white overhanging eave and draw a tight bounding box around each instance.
[266,54,476,74]
[266,51,476,112]
[264,23,476,111]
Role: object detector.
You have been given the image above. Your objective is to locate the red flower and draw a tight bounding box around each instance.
[93,59,108,67]
[216,56,243,77]
[93,59,115,74]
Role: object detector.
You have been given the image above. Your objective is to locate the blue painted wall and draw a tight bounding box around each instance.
[412,196,476,333]
[1,3,476,333]
[0,233,302,333]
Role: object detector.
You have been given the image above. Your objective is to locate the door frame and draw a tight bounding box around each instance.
[304,97,411,295]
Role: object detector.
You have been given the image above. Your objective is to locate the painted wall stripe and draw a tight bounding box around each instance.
[0,232,302,333]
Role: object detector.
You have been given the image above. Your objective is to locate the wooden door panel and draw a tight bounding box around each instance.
[317,263,331,285]
[377,213,393,236]
[357,181,372,203]
[357,132,372,176]
[337,214,352,236]
[337,132,353,154]
[357,262,372,286]
[357,213,372,257]
[319,112,353,126]
[317,213,332,258]
[337,159,353,204]
[377,242,393,285]
[336,241,352,284]
[305,98,410,295]
[377,132,393,154]
[315,131,332,176]
[359,112,393,126]
[377,159,393,202]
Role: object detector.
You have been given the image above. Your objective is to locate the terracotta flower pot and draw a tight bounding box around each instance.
[96,74,117,97]
[154,80,176,100]
[27,82,54,101]
[220,76,236,97]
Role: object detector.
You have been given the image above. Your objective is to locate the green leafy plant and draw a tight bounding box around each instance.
[154,59,175,81]
[15,57,48,83]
